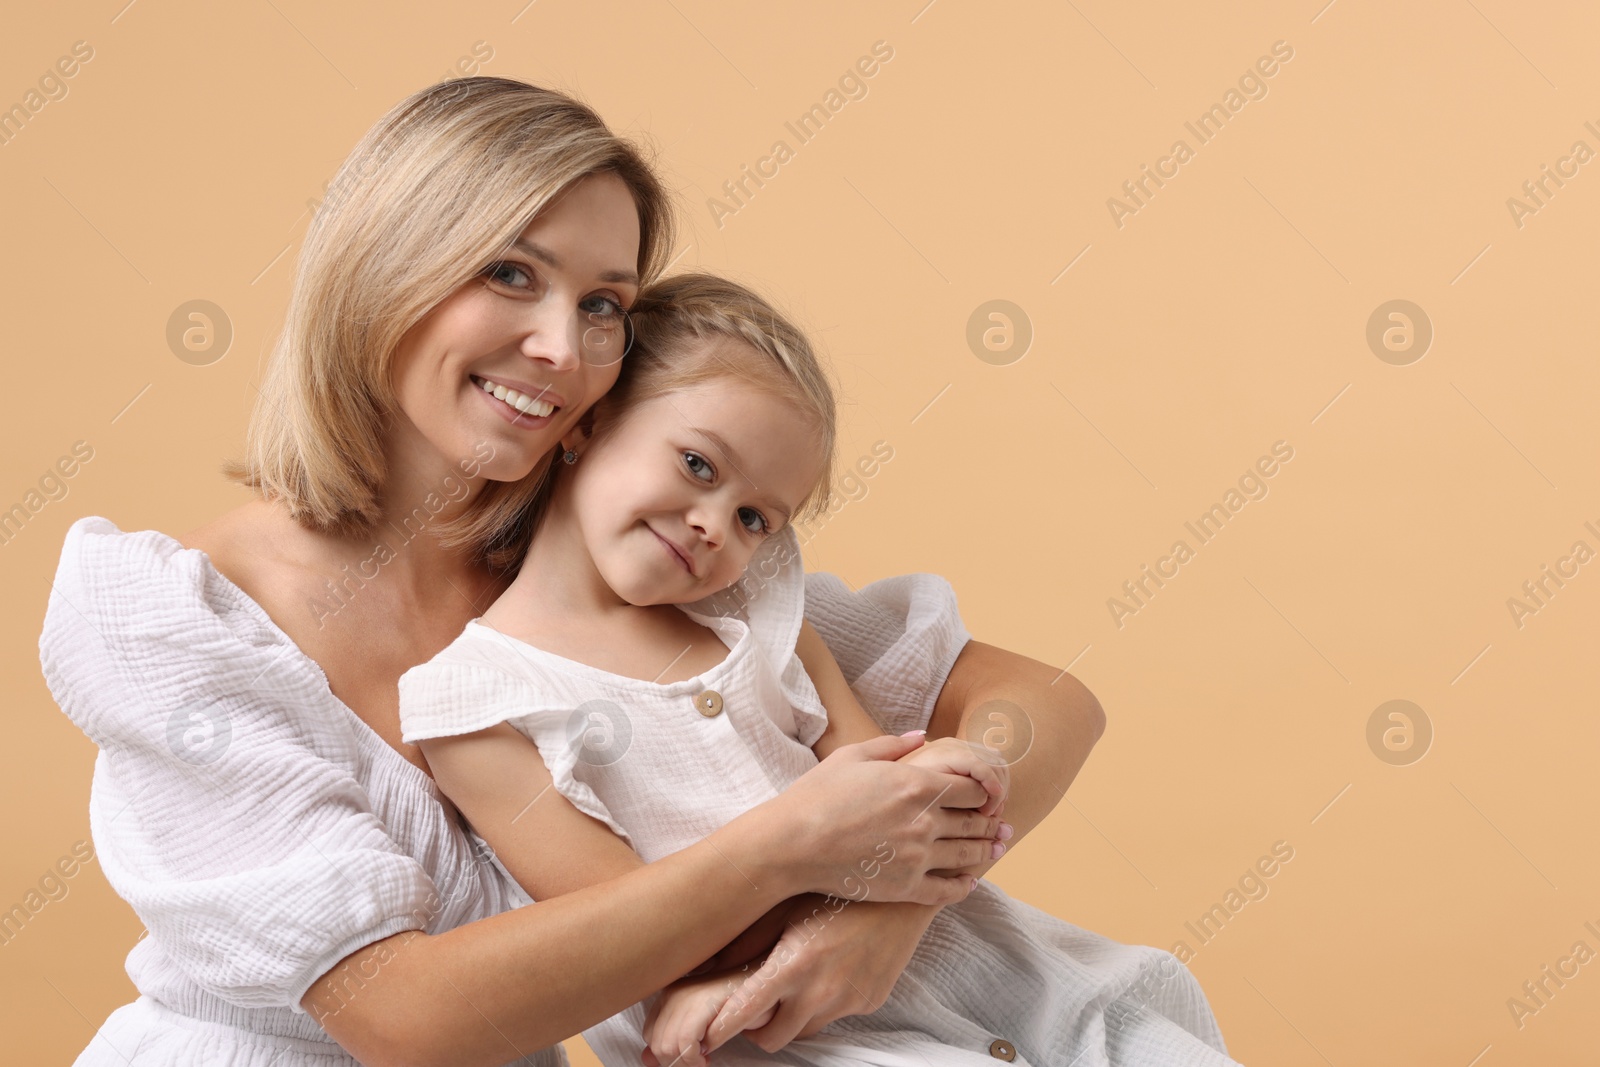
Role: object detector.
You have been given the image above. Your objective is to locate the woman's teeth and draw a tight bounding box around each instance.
[475,377,556,418]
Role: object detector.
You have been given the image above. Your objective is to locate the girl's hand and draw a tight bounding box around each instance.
[895,736,1010,817]
[640,966,775,1067]
[763,732,1006,906]
[699,894,932,1057]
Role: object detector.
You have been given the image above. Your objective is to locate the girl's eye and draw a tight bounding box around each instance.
[683,451,713,482]
[738,507,770,536]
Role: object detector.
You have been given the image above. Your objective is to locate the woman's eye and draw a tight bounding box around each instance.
[580,293,624,319]
[483,261,535,290]
[683,451,713,482]
[738,507,769,535]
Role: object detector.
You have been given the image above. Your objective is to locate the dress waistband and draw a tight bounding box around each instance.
[137,995,350,1059]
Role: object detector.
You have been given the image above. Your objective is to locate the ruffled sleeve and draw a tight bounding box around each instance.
[38,517,444,1015]
[680,526,831,746]
[398,626,635,848]
[801,566,972,738]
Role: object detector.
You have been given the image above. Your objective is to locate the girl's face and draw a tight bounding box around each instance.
[565,366,825,606]
[388,171,643,483]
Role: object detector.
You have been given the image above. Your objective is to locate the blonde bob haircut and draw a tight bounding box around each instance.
[228,77,675,568]
[539,271,837,532]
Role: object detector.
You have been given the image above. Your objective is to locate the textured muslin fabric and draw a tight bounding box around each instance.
[400,526,1241,1067]
[39,517,563,1067]
[38,517,980,1067]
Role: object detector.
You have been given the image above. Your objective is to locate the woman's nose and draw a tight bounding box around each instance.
[517,304,583,371]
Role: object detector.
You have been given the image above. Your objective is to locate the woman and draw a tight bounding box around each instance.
[40,78,1107,1066]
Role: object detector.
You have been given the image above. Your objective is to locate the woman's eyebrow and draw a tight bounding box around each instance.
[510,238,639,285]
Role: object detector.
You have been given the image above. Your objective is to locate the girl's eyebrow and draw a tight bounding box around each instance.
[510,237,639,285]
[690,427,793,525]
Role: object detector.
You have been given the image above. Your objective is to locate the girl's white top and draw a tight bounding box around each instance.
[39,517,971,1067]
[399,526,1241,1067]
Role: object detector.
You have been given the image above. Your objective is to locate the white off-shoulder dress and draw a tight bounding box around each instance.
[399,526,1240,1067]
[40,517,984,1067]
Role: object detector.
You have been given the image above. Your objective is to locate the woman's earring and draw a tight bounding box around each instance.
[563,449,578,465]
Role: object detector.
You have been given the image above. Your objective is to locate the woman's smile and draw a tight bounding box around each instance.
[471,374,562,428]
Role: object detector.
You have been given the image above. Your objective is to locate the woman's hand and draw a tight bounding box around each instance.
[696,894,934,1056]
[757,732,1007,906]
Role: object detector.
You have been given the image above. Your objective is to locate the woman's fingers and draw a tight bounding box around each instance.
[826,731,927,765]
[904,871,976,907]
[926,834,999,873]
[942,808,1006,843]
[775,734,1010,902]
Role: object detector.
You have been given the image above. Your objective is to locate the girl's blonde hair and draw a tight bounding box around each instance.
[227,77,675,568]
[545,271,837,530]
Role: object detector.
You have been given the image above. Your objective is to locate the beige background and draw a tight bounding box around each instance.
[4,1,1597,1063]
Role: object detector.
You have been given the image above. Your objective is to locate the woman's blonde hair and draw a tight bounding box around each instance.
[227,77,675,567]
[537,271,837,531]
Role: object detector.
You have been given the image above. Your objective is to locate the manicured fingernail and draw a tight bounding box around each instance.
[991,840,1007,859]
[900,729,927,737]
[998,821,1014,841]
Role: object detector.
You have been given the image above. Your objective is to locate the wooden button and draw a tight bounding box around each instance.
[988,1038,1016,1061]
[693,690,724,717]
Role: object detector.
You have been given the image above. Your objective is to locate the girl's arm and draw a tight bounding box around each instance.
[804,620,1005,824]
[417,724,644,902]
[803,618,901,759]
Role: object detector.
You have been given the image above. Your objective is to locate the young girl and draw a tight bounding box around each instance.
[397,273,1238,1067]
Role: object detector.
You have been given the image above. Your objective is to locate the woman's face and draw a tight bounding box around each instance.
[389,171,643,484]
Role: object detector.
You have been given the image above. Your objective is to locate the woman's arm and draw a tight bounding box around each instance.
[303,799,796,1066]
[925,638,1106,878]
[307,730,1004,1067]
[699,635,1107,1056]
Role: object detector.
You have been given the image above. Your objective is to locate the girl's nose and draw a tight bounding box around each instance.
[687,509,724,551]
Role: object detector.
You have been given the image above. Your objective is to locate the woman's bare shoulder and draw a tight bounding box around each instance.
[180,499,329,591]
